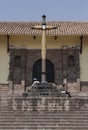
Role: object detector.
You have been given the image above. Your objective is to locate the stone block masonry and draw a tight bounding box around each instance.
[9,48,80,86]
[0,93,87,112]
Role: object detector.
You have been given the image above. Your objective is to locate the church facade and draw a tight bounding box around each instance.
[0,21,88,90]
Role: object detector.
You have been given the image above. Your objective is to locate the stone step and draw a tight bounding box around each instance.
[0,120,88,124]
[0,113,88,118]
[1,117,88,121]
[1,111,88,115]
[0,117,88,121]
[1,114,88,118]
[0,95,88,129]
[1,117,87,120]
[0,125,88,130]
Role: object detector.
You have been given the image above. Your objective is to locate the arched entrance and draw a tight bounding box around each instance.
[33,59,54,82]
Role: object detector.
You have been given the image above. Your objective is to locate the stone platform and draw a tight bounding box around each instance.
[0,83,88,129]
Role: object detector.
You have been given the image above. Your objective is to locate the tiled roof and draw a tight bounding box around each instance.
[0,21,88,36]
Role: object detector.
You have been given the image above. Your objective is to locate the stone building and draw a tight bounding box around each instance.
[0,21,88,91]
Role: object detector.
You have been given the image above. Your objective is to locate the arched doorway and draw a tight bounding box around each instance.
[33,59,54,82]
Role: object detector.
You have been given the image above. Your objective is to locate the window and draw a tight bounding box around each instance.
[14,56,21,67]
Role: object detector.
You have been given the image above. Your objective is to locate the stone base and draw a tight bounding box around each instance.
[0,81,88,97]
[27,82,59,97]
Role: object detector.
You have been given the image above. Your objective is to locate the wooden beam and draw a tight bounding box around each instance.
[80,36,83,54]
[7,35,9,53]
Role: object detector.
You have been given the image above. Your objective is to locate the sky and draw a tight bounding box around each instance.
[0,0,88,22]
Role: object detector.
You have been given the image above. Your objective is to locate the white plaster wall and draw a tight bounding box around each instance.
[10,35,80,49]
[0,36,9,83]
[80,36,88,81]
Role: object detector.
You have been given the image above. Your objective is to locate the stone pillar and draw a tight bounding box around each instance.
[63,78,68,91]
[62,47,68,86]
[77,79,80,91]
[9,49,14,91]
[8,80,14,92]
[21,49,26,91]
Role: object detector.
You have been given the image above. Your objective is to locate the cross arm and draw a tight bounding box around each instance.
[31,25,42,30]
[46,25,58,30]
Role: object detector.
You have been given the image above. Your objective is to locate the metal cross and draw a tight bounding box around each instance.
[31,15,57,83]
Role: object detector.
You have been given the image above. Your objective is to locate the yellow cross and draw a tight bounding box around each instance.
[31,15,57,83]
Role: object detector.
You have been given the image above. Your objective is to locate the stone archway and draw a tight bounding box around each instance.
[32,59,54,82]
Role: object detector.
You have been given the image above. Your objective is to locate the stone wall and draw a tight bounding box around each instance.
[0,94,88,112]
[9,48,80,86]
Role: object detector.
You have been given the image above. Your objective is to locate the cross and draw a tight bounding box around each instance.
[31,15,57,83]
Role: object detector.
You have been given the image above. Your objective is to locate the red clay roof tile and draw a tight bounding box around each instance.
[0,21,88,35]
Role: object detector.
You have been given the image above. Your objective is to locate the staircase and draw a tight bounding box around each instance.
[0,93,88,130]
[0,110,88,130]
